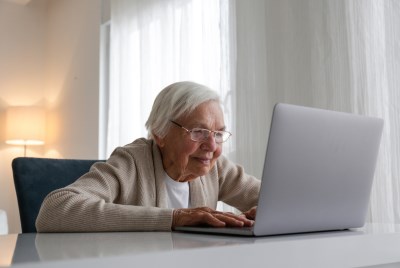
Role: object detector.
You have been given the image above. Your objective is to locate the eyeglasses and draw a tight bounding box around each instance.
[170,120,232,143]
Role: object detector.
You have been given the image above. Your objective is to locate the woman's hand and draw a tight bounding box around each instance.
[172,207,254,229]
[242,206,257,220]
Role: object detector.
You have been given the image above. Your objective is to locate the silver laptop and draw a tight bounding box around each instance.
[175,103,384,236]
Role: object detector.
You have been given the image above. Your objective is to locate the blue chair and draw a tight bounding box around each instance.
[12,157,105,233]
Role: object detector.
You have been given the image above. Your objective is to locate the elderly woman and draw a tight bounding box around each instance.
[36,81,260,232]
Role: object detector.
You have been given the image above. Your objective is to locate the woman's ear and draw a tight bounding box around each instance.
[153,134,165,148]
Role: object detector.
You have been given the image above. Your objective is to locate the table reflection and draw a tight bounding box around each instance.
[6,227,371,266]
[10,231,254,265]
[0,234,17,267]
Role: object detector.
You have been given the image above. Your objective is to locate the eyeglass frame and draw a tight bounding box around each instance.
[169,120,232,143]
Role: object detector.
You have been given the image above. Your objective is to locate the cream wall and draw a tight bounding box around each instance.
[0,0,102,233]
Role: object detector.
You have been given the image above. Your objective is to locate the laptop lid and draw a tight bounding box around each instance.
[175,103,384,236]
[253,103,383,236]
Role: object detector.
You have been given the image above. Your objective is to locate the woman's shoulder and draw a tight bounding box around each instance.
[216,154,240,169]
[111,138,154,159]
[121,138,153,151]
[214,154,248,180]
[124,137,153,148]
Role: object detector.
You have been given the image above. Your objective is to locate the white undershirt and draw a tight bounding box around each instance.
[164,172,190,209]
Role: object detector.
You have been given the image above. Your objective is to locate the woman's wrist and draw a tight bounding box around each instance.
[172,209,181,229]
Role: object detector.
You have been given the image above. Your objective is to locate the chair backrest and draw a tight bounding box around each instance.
[12,157,105,233]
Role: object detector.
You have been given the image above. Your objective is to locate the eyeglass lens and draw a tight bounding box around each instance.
[190,129,229,143]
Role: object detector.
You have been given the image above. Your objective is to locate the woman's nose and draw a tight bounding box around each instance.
[201,133,218,151]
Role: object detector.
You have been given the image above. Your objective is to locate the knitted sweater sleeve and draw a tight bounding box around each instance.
[216,155,261,212]
[35,146,173,233]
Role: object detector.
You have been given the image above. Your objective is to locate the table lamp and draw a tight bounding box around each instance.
[5,106,46,156]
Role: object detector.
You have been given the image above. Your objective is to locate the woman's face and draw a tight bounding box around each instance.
[155,100,225,182]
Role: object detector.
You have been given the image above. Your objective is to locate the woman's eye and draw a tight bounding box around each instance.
[215,132,223,138]
[192,129,203,134]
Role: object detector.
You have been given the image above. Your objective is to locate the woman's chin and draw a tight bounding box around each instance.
[186,159,216,179]
[193,167,211,178]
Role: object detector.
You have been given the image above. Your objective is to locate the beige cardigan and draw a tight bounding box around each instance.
[36,138,260,232]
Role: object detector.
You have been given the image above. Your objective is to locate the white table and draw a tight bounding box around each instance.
[0,210,8,235]
[1,223,400,268]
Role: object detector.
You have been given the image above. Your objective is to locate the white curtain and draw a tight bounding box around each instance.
[107,0,236,158]
[235,0,400,223]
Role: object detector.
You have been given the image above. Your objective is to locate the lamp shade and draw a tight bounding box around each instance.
[5,106,46,145]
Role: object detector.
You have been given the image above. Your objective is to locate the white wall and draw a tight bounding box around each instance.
[0,0,102,233]
[44,0,101,159]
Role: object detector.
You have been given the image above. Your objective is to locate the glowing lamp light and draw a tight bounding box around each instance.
[5,106,46,156]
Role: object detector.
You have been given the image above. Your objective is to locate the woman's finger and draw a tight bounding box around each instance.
[211,211,254,227]
[243,206,257,220]
[172,207,254,228]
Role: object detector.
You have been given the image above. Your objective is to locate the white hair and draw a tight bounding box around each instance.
[145,81,221,139]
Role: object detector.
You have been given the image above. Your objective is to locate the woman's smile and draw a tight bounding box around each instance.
[192,156,212,165]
